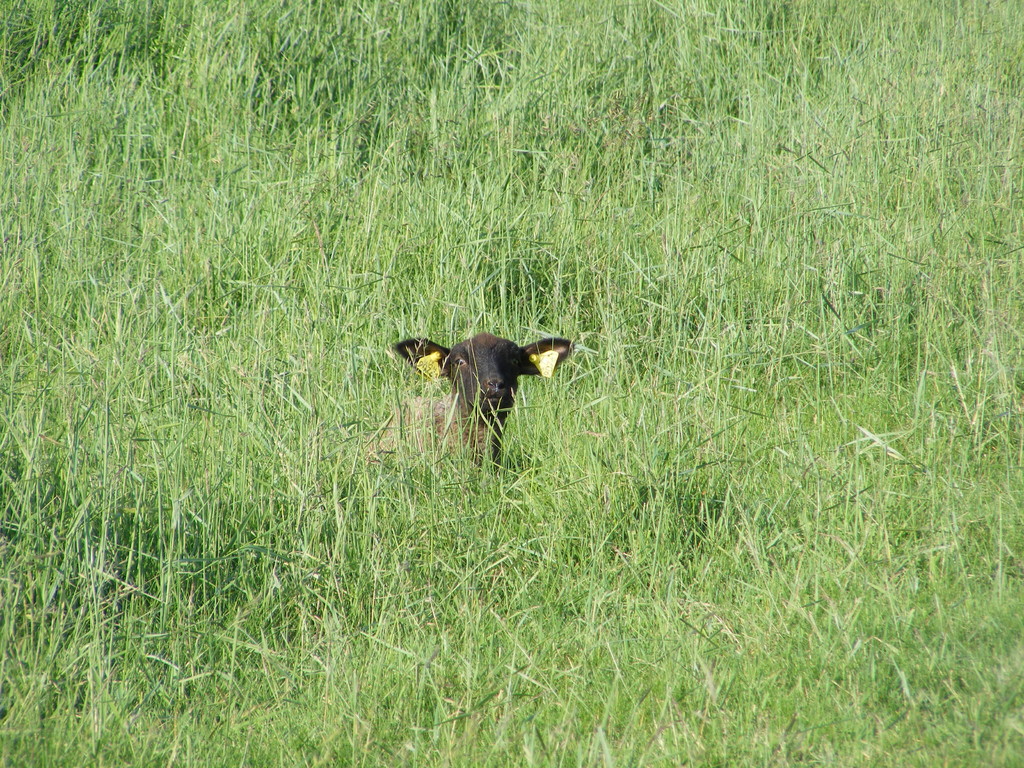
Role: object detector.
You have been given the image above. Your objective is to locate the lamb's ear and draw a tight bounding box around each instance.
[393,339,451,381]
[519,338,573,378]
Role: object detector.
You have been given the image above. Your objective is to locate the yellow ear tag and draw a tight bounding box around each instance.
[415,351,443,380]
[529,350,560,378]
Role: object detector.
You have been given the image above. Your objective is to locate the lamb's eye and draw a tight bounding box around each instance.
[456,358,468,367]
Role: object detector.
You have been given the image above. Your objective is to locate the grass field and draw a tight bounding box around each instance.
[2,0,1023,765]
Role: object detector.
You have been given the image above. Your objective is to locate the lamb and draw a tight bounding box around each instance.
[386,332,573,462]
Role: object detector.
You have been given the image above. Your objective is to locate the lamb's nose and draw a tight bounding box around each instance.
[482,378,506,397]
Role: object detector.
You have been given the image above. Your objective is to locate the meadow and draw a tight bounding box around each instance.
[1,0,1022,765]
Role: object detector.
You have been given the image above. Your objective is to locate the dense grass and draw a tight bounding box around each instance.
[2,0,1022,764]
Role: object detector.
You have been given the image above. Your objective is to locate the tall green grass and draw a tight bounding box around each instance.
[2,0,1022,764]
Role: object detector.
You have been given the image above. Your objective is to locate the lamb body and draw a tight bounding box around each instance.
[388,332,573,462]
